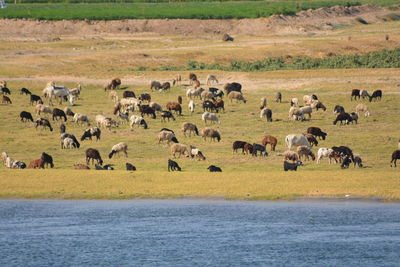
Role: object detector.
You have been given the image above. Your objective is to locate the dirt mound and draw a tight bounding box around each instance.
[0,5,393,39]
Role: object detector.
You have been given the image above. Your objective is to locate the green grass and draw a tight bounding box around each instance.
[0,0,399,20]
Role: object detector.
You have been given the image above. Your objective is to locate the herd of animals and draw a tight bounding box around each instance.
[1,74,400,172]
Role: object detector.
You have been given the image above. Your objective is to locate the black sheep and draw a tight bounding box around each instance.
[140,105,156,119]
[168,159,181,172]
[369,90,382,102]
[307,127,327,140]
[20,111,33,122]
[252,143,268,157]
[202,100,217,113]
[30,94,42,105]
[333,112,352,125]
[123,90,136,98]
[61,133,80,148]
[81,127,101,141]
[341,156,352,169]
[35,118,53,131]
[232,141,248,154]
[333,105,345,114]
[52,108,67,122]
[1,87,11,95]
[160,110,176,122]
[283,161,303,171]
[351,89,360,101]
[20,88,31,95]
[86,148,103,166]
[332,146,355,162]
[224,82,242,94]
[41,152,54,168]
[207,165,222,172]
[390,149,400,167]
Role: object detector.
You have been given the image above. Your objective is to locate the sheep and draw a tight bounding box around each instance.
[81,127,101,141]
[202,112,220,125]
[116,111,129,124]
[189,73,198,85]
[288,107,304,121]
[333,112,352,125]
[351,89,361,101]
[104,78,121,91]
[290,98,299,107]
[261,135,277,151]
[350,112,358,124]
[62,137,77,149]
[223,82,242,94]
[193,79,201,89]
[139,105,156,119]
[69,84,81,99]
[260,97,267,109]
[190,146,206,161]
[304,133,318,147]
[119,98,141,111]
[149,102,163,112]
[20,88,31,95]
[186,87,205,99]
[206,74,218,85]
[168,159,181,171]
[170,143,191,158]
[182,122,199,137]
[158,130,179,144]
[275,92,282,103]
[202,100,217,113]
[390,149,400,167]
[123,90,136,98]
[28,159,44,169]
[299,106,312,120]
[260,108,272,122]
[369,90,382,102]
[207,165,222,172]
[2,95,12,104]
[86,148,103,165]
[35,104,52,116]
[35,118,53,131]
[201,90,214,101]
[1,87,11,95]
[52,108,67,121]
[283,161,303,171]
[201,127,221,142]
[129,115,148,130]
[73,113,90,126]
[96,114,116,130]
[244,143,254,155]
[285,134,310,150]
[303,95,313,105]
[20,111,33,122]
[109,91,119,102]
[355,103,370,117]
[333,105,345,114]
[166,102,182,115]
[150,80,162,91]
[109,142,128,159]
[188,100,195,115]
[297,146,315,161]
[64,107,75,118]
[317,148,338,164]
[228,91,246,103]
[232,141,248,154]
[214,99,225,113]
[283,151,299,162]
[160,111,176,122]
[353,156,363,168]
[310,101,327,111]
[41,152,54,168]
[60,133,80,148]
[252,144,268,157]
[332,146,355,162]
[360,89,370,100]
[307,127,327,140]
[139,93,151,103]
[60,123,66,134]
[30,94,42,105]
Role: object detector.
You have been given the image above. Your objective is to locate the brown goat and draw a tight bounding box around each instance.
[28,158,44,169]
[166,102,182,115]
[261,135,277,151]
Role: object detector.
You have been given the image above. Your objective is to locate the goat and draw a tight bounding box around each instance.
[369,90,382,102]
[333,112,352,125]
[332,146,355,162]
[188,100,195,115]
[206,75,218,85]
[252,143,268,157]
[223,82,242,94]
[2,95,12,104]
[333,105,345,114]
[64,107,75,118]
[304,133,318,147]
[150,81,162,91]
[232,141,248,154]
[123,90,136,98]
[140,105,156,119]
[138,93,151,103]
[170,143,192,158]
[60,133,80,148]
[260,108,272,122]
[228,91,246,103]
[355,103,370,117]
[20,88,31,95]
[60,123,66,134]
[297,146,315,161]
[283,160,303,171]
[20,111,33,122]
[166,102,182,115]
[351,89,360,101]
[275,92,282,103]
[28,159,44,169]
[261,135,277,151]
[52,108,67,121]
[390,149,400,167]
[1,87,11,95]
[158,130,179,144]
[202,100,218,113]
[30,94,42,105]
[41,152,54,168]
[290,98,299,107]
[73,113,90,126]
[130,115,148,130]
[283,151,299,162]
[353,156,363,168]
[168,159,182,171]
[317,148,338,164]
[160,111,176,122]
[86,148,103,165]
[307,127,327,140]
[104,78,121,91]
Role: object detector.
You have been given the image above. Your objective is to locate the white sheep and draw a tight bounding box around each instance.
[290,98,299,107]
[299,106,313,119]
[35,104,52,115]
[288,107,304,121]
[188,100,195,115]
[228,91,246,103]
[317,148,336,164]
[108,142,128,158]
[158,130,179,144]
[62,137,76,149]
[130,115,148,129]
[355,103,370,117]
[202,112,220,125]
[73,113,90,126]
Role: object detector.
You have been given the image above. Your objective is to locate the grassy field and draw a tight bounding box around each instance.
[0,17,399,200]
[1,0,399,20]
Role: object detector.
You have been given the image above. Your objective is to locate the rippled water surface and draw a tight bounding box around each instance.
[0,199,399,267]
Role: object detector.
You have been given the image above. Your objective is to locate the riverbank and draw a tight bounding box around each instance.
[0,169,399,201]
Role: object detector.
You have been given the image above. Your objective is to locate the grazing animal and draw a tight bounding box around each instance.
[275,92,282,103]
[41,152,54,168]
[158,130,179,144]
[64,107,75,118]
[259,97,267,109]
[288,107,304,121]
[168,159,181,171]
[223,82,242,94]
[317,148,338,164]
[193,79,201,89]
[252,143,268,157]
[109,142,128,159]
[190,146,206,161]
[160,111,176,122]
[202,112,220,125]
[85,148,103,166]
[139,93,151,103]
[310,101,327,111]
[260,108,272,122]
[35,104,52,115]
[69,84,82,99]
[35,118,53,131]
[332,146,355,162]
[160,128,174,134]
[353,156,363,168]
[201,127,221,142]
[202,100,217,113]
[20,88,31,95]
[333,105,345,114]
[189,73,198,85]
[356,103,370,117]
[341,156,352,169]
[126,163,136,171]
[304,133,318,147]
[201,90,214,101]
[62,137,78,149]
[52,108,67,121]
[177,96,183,105]
[307,127,327,140]
[28,159,44,169]
[20,111,33,122]
[188,100,195,115]
[285,134,310,150]
[212,89,224,99]
[390,149,400,167]
[43,83,73,106]
[30,94,42,105]
[173,74,182,85]
[160,82,171,91]
[1,87,11,95]
[232,141,248,154]
[350,112,358,124]
[290,98,299,107]
[129,115,148,129]
[369,90,382,102]
[150,81,162,91]
[140,105,156,119]
[297,146,315,161]
[60,133,80,148]
[81,127,101,141]
[206,75,218,85]
[299,106,312,120]
[105,78,121,91]
[166,102,182,115]
[351,89,361,101]
[60,123,66,134]
[96,115,118,130]
[182,122,199,137]
[73,113,90,126]
[333,112,353,125]
[228,91,246,103]
[360,90,370,99]
[208,165,222,172]
[261,135,277,151]
[109,91,119,102]
[244,143,254,155]
[186,87,205,99]
[149,102,163,112]
[283,151,299,162]
[284,161,303,171]
[73,164,90,170]
[123,90,136,98]
[2,95,12,104]
[303,95,313,105]
[170,143,192,158]
[214,99,225,113]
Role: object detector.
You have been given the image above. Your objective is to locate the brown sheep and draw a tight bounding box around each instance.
[166,102,182,115]
[170,143,192,158]
[28,158,44,169]
[297,146,316,161]
[261,135,277,151]
[283,151,299,162]
[201,127,221,142]
[228,91,246,103]
[182,122,199,137]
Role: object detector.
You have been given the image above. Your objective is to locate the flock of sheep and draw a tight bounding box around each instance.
[1,75,400,172]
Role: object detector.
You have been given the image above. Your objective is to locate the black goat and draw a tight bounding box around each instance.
[390,149,400,167]
[123,90,136,98]
[224,82,242,94]
[20,88,31,95]
[341,156,352,169]
[283,161,303,171]
[332,146,355,162]
[30,94,42,105]
[160,110,176,122]
[232,141,248,154]
[252,143,268,157]
[307,127,327,140]
[20,111,33,122]
[333,112,352,125]
[351,89,360,101]
[86,148,103,166]
[41,152,54,168]
[1,87,11,95]
[353,156,363,168]
[168,159,181,172]
[207,165,222,172]
[52,108,67,122]
[203,100,217,113]
[369,90,382,102]
[333,105,345,114]
[35,118,53,131]
[140,105,156,119]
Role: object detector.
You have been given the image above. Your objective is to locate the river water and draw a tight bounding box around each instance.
[0,199,399,267]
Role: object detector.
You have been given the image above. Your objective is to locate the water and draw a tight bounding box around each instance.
[0,199,399,267]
